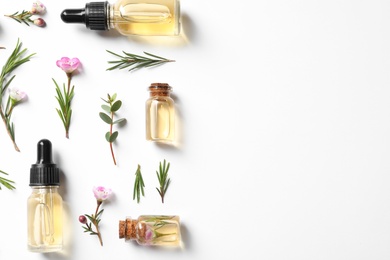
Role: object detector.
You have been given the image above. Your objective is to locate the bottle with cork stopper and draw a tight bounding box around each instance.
[119,215,181,246]
[145,83,175,143]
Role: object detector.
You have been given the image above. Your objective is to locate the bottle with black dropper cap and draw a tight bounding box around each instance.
[60,0,180,36]
[27,139,63,253]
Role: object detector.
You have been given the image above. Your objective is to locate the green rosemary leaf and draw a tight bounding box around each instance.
[143,51,170,61]
[106,50,175,72]
[156,160,171,203]
[0,172,15,190]
[133,165,145,203]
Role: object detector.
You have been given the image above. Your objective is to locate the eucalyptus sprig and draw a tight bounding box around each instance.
[133,165,145,203]
[0,170,16,190]
[0,39,35,152]
[99,93,126,165]
[156,159,171,203]
[106,50,175,72]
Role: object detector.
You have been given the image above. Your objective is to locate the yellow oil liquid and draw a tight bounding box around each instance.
[137,215,181,246]
[146,97,175,142]
[27,187,63,252]
[111,0,180,36]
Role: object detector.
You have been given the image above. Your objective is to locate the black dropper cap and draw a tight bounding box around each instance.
[61,1,109,31]
[30,139,60,186]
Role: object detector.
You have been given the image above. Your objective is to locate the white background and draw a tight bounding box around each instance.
[0,0,389,259]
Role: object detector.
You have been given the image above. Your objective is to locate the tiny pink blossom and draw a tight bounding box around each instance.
[56,57,81,74]
[145,227,154,242]
[8,87,27,103]
[93,186,112,202]
[33,18,46,27]
[31,1,46,14]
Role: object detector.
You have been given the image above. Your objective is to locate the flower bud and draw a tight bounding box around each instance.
[33,18,46,27]
[79,215,87,224]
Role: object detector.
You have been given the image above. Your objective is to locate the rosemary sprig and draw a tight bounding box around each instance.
[0,39,35,152]
[156,159,171,203]
[133,165,145,203]
[53,79,74,139]
[0,170,15,190]
[99,93,126,165]
[5,10,33,26]
[106,50,175,72]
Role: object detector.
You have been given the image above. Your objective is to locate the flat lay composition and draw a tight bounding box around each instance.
[1,1,390,260]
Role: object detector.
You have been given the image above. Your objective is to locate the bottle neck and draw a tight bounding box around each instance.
[119,218,138,241]
[31,186,59,193]
[148,83,172,97]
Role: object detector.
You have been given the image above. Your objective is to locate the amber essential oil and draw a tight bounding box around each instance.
[27,139,63,253]
[146,83,175,143]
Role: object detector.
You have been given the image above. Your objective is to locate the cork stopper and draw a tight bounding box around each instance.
[148,83,172,97]
[119,218,138,240]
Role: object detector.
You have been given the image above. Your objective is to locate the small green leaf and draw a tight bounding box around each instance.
[111,93,117,102]
[113,118,126,125]
[99,112,112,124]
[101,105,111,113]
[111,100,122,112]
[105,132,111,142]
[109,131,118,142]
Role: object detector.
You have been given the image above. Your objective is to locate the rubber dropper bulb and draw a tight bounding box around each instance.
[37,139,53,164]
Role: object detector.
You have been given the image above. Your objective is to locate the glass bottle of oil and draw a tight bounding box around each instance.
[119,215,181,246]
[146,83,175,143]
[61,0,180,36]
[27,139,63,253]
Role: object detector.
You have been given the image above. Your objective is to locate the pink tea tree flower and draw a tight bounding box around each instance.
[5,1,46,27]
[53,57,81,138]
[56,57,81,75]
[93,186,113,202]
[79,186,112,246]
[31,1,46,14]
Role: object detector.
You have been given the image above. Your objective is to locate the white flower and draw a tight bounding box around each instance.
[8,87,27,103]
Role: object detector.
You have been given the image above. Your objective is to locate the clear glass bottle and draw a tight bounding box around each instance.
[61,0,180,36]
[119,215,181,246]
[27,139,63,253]
[145,83,175,143]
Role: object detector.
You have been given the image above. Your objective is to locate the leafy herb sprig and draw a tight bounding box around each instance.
[99,93,126,165]
[106,50,175,72]
[5,1,47,27]
[0,170,15,190]
[156,159,171,203]
[133,165,145,203]
[5,10,33,26]
[79,186,112,246]
[53,79,74,138]
[53,57,80,139]
[0,39,35,152]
